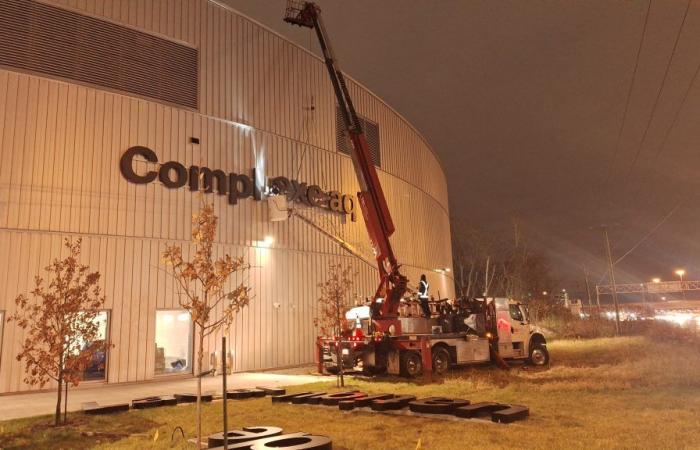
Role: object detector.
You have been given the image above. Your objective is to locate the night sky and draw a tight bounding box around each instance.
[223,0,700,291]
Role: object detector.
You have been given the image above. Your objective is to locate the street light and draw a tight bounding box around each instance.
[652,278,660,283]
[675,269,686,300]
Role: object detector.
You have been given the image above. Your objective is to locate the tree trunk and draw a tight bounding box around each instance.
[55,376,63,427]
[63,382,68,424]
[336,344,344,387]
[196,323,204,448]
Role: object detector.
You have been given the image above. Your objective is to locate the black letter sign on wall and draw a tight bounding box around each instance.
[159,161,188,188]
[120,146,158,184]
[119,146,357,222]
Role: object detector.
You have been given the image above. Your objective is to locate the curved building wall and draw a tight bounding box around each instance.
[0,0,452,393]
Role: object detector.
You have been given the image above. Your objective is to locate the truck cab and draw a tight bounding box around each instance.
[492,298,548,365]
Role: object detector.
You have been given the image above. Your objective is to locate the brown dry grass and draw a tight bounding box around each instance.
[1,336,699,449]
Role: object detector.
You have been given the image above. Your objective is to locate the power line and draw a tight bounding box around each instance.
[593,197,685,284]
[633,45,700,204]
[613,200,683,265]
[596,0,653,210]
[650,55,700,164]
[623,0,693,181]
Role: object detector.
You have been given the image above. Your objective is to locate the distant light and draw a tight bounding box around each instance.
[445,268,451,272]
[661,296,667,301]
[652,278,661,283]
[562,289,566,293]
[675,269,685,277]
[542,291,548,296]
[655,312,695,326]
[264,235,274,245]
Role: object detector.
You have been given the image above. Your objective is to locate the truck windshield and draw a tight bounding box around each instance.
[509,304,524,322]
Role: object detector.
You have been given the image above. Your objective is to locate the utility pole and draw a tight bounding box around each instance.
[601,226,621,335]
[484,256,490,296]
[583,265,593,308]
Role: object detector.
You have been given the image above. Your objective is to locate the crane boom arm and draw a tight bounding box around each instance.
[284,2,407,328]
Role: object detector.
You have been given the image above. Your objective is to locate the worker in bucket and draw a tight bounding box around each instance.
[418,274,431,318]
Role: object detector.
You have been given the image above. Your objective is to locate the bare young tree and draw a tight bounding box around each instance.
[9,238,110,426]
[162,201,251,447]
[452,217,554,300]
[315,263,354,387]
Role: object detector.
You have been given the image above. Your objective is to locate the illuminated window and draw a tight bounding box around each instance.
[155,310,193,375]
[77,311,109,381]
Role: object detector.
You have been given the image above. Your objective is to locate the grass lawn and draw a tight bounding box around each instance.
[1,336,699,449]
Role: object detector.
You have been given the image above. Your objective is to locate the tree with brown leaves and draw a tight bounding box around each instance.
[9,238,110,426]
[162,201,251,447]
[315,263,355,387]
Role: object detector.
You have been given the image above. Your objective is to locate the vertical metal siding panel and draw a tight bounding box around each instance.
[112,98,125,236]
[28,79,48,231]
[174,108,183,242]
[49,83,67,232]
[123,239,137,382]
[6,75,27,230]
[103,237,117,382]
[113,238,127,382]
[16,77,36,230]
[97,94,111,235]
[0,71,10,229]
[74,88,87,233]
[88,91,103,235]
[130,238,143,382]
[9,234,27,391]
[224,11,231,122]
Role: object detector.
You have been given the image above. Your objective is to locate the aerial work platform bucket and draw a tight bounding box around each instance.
[283,0,317,28]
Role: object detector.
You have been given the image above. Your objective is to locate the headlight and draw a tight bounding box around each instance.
[341,348,349,355]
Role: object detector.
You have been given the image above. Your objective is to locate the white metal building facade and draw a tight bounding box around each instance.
[0,0,453,394]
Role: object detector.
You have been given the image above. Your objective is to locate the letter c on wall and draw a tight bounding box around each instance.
[120,146,158,184]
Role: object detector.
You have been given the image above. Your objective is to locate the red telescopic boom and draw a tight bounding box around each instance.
[284,2,407,333]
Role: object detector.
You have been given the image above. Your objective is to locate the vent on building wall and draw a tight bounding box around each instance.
[336,106,381,167]
[0,0,198,109]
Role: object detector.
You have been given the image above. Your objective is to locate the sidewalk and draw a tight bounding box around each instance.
[0,370,327,421]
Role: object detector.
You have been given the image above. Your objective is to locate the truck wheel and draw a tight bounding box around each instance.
[528,344,549,366]
[400,351,423,378]
[431,347,450,375]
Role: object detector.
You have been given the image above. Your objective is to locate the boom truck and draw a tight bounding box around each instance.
[284,2,548,379]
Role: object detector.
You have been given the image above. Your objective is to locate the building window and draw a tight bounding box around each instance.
[77,311,110,381]
[155,310,193,375]
[336,106,381,167]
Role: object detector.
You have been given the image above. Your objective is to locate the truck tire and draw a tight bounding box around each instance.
[400,351,423,378]
[431,347,450,375]
[528,343,549,366]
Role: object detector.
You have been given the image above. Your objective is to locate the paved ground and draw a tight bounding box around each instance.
[0,369,327,421]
